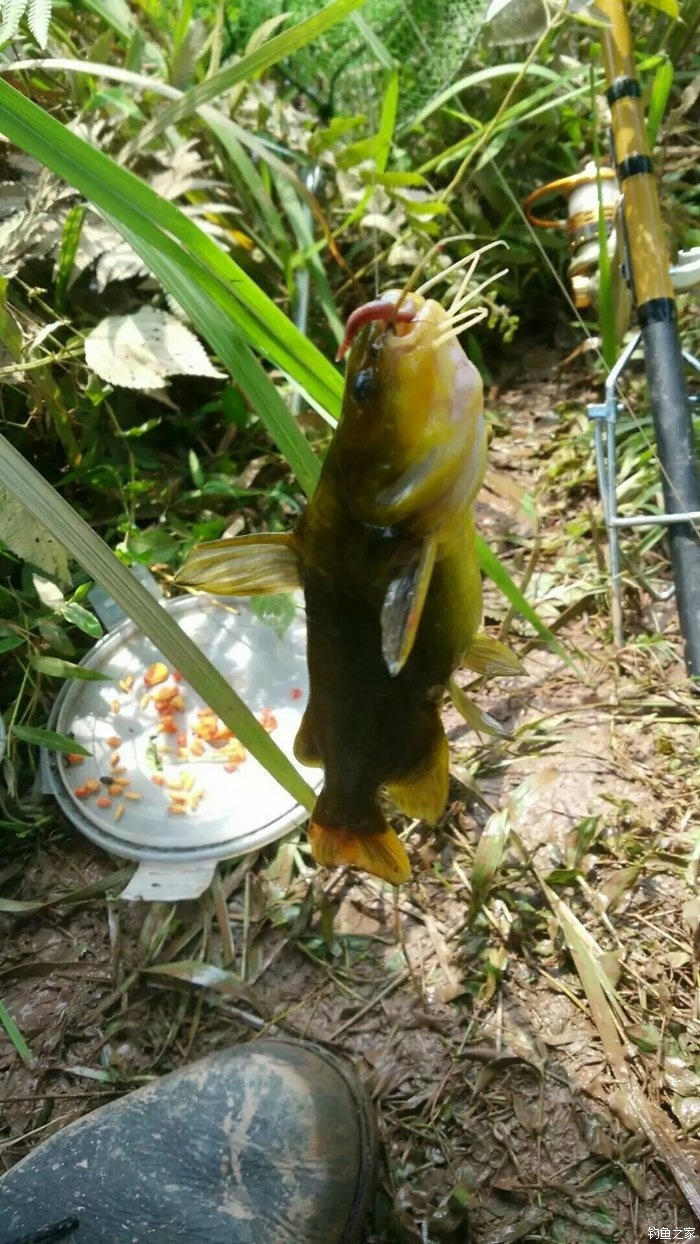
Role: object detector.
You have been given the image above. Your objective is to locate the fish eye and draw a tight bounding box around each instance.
[352,368,377,402]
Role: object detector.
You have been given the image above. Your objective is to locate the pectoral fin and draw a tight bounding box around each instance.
[463,634,524,678]
[308,823,411,886]
[449,678,509,737]
[176,533,301,596]
[381,535,437,676]
[385,724,449,823]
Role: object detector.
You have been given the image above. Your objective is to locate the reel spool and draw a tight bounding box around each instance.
[523,162,622,310]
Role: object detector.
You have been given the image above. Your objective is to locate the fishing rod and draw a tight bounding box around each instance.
[597,0,700,677]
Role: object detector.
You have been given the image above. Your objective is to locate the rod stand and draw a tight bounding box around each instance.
[587,336,700,647]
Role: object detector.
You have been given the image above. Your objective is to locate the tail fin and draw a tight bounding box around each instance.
[308,822,411,886]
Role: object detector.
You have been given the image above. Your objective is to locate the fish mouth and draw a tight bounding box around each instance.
[336,291,425,360]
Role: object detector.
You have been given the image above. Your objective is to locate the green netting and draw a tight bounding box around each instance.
[233,0,488,126]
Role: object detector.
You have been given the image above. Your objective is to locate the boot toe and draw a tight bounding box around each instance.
[0,1039,376,1243]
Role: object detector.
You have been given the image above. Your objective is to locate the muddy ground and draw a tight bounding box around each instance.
[1,375,699,1242]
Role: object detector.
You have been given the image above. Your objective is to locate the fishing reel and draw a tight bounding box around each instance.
[523,161,623,311]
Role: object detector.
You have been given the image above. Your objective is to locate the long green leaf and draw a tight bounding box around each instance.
[12,726,92,756]
[0,435,316,811]
[30,655,112,681]
[406,62,562,132]
[0,79,343,432]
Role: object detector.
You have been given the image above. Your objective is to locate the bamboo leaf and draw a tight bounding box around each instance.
[29,654,111,681]
[142,960,262,1011]
[12,725,92,755]
[0,867,134,913]
[470,805,510,920]
[470,772,557,920]
[60,601,103,638]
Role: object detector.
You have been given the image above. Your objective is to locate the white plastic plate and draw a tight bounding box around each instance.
[42,596,321,899]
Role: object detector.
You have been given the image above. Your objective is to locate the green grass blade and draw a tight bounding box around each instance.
[129,0,367,148]
[205,116,290,262]
[351,11,396,69]
[0,434,316,811]
[646,56,674,148]
[0,999,36,1066]
[476,535,573,664]
[406,62,562,132]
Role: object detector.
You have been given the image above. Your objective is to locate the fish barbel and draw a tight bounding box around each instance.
[178,288,520,885]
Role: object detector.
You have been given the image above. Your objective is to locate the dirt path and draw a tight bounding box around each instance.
[2,379,699,1242]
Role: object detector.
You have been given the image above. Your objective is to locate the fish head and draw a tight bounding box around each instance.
[335,290,486,525]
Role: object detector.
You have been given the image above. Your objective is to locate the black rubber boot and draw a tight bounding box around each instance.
[0,1039,377,1243]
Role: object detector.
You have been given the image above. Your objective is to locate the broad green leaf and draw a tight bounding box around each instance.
[0,433,316,811]
[0,635,24,653]
[12,725,92,755]
[0,483,70,584]
[638,0,678,16]
[29,654,111,681]
[61,601,103,638]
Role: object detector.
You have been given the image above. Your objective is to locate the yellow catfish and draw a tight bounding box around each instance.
[178,290,520,885]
